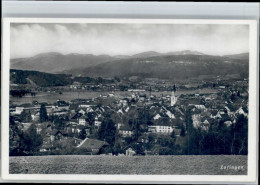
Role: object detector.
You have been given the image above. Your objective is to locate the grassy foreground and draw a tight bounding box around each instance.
[9,155,247,175]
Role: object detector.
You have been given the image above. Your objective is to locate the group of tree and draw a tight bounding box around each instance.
[10,69,72,87]
[9,117,43,156]
[10,90,30,98]
[183,108,248,155]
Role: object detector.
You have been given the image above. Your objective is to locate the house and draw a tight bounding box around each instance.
[70,112,83,122]
[15,107,25,115]
[31,111,40,121]
[78,115,87,126]
[76,138,109,155]
[172,128,181,137]
[148,123,173,134]
[210,110,222,119]
[47,130,64,142]
[224,121,232,127]
[137,134,149,143]
[153,113,161,120]
[70,81,82,89]
[116,123,123,129]
[194,105,206,110]
[94,117,102,127]
[39,143,54,152]
[138,93,147,102]
[21,123,33,132]
[75,125,90,135]
[119,98,129,107]
[72,137,83,145]
[235,107,248,117]
[125,147,136,156]
[78,109,86,115]
[53,111,68,116]
[35,126,42,134]
[119,125,133,137]
[200,122,210,131]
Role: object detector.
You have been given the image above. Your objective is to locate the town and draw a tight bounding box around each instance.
[9,74,249,157]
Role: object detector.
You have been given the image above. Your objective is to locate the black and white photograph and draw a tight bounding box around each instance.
[1,18,258,182]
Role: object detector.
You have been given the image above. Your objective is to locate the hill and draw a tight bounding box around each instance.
[68,54,249,79]
[10,69,116,87]
[114,50,204,59]
[224,53,249,60]
[10,69,73,87]
[11,52,117,74]
[10,51,249,80]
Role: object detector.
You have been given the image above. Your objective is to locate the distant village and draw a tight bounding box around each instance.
[9,75,249,156]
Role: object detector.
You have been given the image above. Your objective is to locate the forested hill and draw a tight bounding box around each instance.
[10,69,73,87]
[10,51,249,83]
[70,54,249,79]
[10,69,115,87]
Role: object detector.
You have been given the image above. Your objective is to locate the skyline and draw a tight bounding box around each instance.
[10,23,249,59]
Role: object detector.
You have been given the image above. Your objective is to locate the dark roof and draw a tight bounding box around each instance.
[77,138,109,150]
[78,114,88,119]
[76,125,89,129]
[188,99,203,105]
[119,125,132,131]
[48,130,64,136]
[152,119,171,126]
[211,110,218,116]
[70,112,83,120]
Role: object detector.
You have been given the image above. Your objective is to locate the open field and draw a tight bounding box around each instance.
[9,155,247,175]
[10,88,218,105]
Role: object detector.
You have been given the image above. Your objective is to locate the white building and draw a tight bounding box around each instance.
[125,147,136,156]
[79,118,86,126]
[192,114,201,128]
[148,125,173,133]
[94,120,102,127]
[119,130,133,137]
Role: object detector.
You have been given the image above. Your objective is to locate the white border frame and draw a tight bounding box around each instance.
[1,18,258,183]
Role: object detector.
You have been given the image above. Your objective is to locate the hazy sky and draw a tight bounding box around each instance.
[10,23,249,59]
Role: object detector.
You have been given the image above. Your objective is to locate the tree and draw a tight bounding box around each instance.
[114,76,120,82]
[53,116,65,130]
[20,110,32,122]
[230,115,248,155]
[79,129,87,140]
[23,124,43,154]
[98,118,116,144]
[180,124,186,137]
[39,104,48,123]
[132,119,141,141]
[113,142,124,155]
[155,135,176,155]
[170,130,176,140]
[159,147,174,155]
[9,117,25,156]
[86,112,95,126]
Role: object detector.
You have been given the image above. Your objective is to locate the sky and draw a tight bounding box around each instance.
[10,23,249,59]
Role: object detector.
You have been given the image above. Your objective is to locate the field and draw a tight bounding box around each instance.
[10,88,218,105]
[9,155,247,175]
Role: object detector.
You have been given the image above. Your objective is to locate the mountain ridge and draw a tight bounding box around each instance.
[11,51,249,78]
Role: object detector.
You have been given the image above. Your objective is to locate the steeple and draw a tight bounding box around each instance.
[149,86,152,99]
[171,84,177,106]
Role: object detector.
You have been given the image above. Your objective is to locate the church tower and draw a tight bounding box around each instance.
[171,84,177,106]
[149,86,152,99]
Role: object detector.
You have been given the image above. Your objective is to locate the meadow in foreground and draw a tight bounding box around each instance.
[9,155,247,175]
